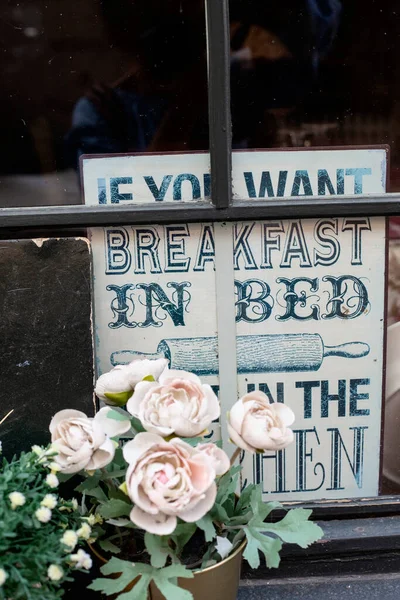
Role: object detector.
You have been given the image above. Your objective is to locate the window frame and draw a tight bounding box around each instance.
[2,0,400,530]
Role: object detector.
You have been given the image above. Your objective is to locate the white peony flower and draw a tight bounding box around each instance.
[35,506,52,523]
[124,432,217,535]
[197,443,230,476]
[49,407,130,475]
[47,565,64,581]
[227,392,295,453]
[0,568,8,586]
[9,491,26,510]
[127,369,220,438]
[46,474,59,488]
[95,358,168,406]
[61,530,78,549]
[41,494,57,509]
[70,549,93,570]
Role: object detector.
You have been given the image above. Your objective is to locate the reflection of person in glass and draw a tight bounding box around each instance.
[66,0,341,167]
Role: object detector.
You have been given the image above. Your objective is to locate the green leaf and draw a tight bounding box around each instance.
[235,484,257,515]
[152,564,194,600]
[98,499,132,519]
[228,513,252,526]
[222,495,235,518]
[142,375,156,382]
[196,514,216,542]
[104,391,133,407]
[130,416,146,433]
[89,558,152,596]
[259,508,324,548]
[216,466,241,505]
[249,487,281,524]
[99,539,122,554]
[101,558,152,577]
[84,486,109,503]
[106,518,137,528]
[243,526,282,569]
[209,502,229,523]
[106,408,132,422]
[118,574,153,600]
[145,533,171,568]
[152,578,193,600]
[171,522,196,553]
[155,564,194,580]
[113,447,126,467]
[75,473,101,492]
[103,469,128,481]
[181,437,203,447]
[200,543,219,570]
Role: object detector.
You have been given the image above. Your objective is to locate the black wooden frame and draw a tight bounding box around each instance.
[2,0,400,552]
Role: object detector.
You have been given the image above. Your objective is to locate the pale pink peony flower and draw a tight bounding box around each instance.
[49,407,130,474]
[127,369,220,438]
[227,392,295,453]
[123,432,217,534]
[197,443,230,475]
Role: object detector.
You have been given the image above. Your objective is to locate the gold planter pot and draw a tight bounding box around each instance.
[149,540,246,600]
[90,540,246,600]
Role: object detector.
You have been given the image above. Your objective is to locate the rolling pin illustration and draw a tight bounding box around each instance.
[110,334,370,376]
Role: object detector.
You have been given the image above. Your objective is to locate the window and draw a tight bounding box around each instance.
[2,0,400,579]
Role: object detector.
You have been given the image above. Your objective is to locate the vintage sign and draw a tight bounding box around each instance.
[84,148,387,501]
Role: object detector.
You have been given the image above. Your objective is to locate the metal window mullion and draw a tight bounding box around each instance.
[205,0,232,209]
[1,194,400,230]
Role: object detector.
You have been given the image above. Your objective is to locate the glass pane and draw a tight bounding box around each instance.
[229,1,398,179]
[229,1,400,497]
[0,0,208,208]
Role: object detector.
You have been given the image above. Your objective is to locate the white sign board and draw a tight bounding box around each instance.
[84,148,387,501]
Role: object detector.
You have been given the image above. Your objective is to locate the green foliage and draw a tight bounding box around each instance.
[130,417,146,434]
[181,437,204,447]
[243,527,282,569]
[170,523,197,553]
[196,515,216,543]
[258,508,324,548]
[215,466,241,506]
[104,392,133,407]
[98,539,122,554]
[0,449,89,600]
[89,557,194,600]
[145,533,178,567]
[97,499,132,519]
[241,490,323,569]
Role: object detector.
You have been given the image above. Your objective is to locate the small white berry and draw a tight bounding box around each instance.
[61,530,78,549]
[46,474,59,488]
[47,565,64,581]
[0,568,8,586]
[41,494,57,509]
[77,522,91,540]
[35,506,52,523]
[9,491,26,510]
[48,461,61,472]
[70,549,92,570]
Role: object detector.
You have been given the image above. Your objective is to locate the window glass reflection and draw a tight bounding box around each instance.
[229,1,399,190]
[0,0,208,207]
